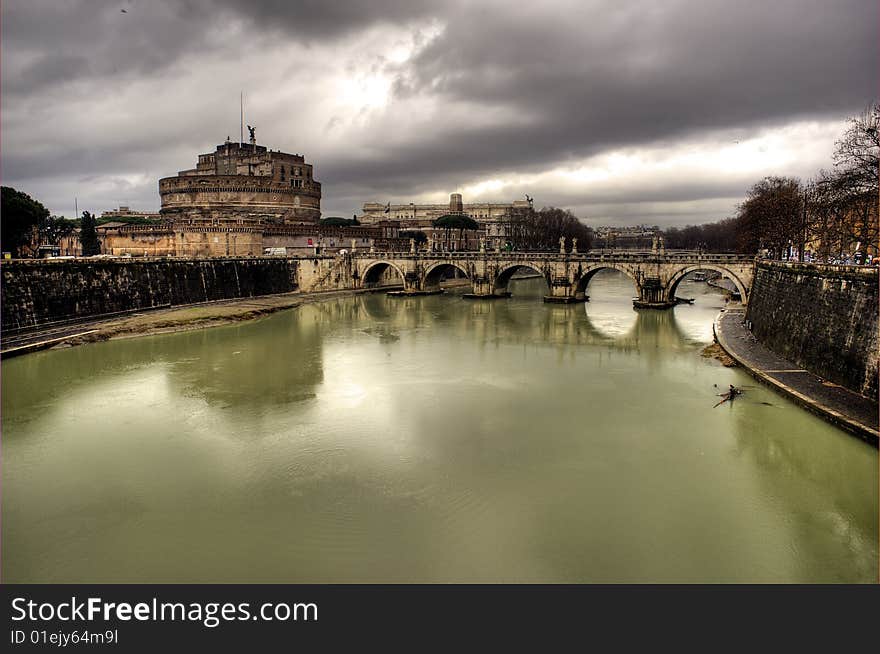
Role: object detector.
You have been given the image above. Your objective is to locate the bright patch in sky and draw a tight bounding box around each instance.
[336,74,393,111]
[423,119,844,224]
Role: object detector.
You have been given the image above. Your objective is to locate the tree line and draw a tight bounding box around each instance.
[1,187,101,257]
[501,206,594,251]
[662,104,879,262]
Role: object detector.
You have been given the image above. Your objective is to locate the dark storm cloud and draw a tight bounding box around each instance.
[347,0,876,186]
[2,1,221,95]
[209,0,877,198]
[2,0,439,97]
[210,0,444,39]
[1,0,876,224]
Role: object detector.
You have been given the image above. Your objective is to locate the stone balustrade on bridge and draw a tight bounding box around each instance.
[346,248,756,308]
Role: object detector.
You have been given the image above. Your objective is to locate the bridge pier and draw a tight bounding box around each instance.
[387,288,444,297]
[387,267,444,296]
[462,262,509,299]
[543,278,587,304]
[543,292,587,304]
[463,277,510,299]
[632,278,676,309]
[462,293,511,299]
[632,299,677,309]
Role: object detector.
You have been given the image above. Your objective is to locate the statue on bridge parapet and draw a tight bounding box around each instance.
[409,238,416,254]
[559,236,566,254]
[572,237,578,254]
[479,237,486,253]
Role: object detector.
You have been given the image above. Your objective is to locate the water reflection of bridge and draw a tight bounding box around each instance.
[354,281,711,356]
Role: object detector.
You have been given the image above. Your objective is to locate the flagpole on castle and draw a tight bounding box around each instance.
[240,92,244,145]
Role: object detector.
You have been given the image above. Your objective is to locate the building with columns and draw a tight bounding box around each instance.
[359,193,531,250]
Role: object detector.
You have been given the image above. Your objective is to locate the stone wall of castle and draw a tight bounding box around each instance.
[98,224,390,257]
[100,226,177,256]
[173,227,264,257]
[159,174,321,223]
[159,141,322,224]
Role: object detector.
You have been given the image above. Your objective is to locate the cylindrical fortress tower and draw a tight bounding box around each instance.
[159,141,322,224]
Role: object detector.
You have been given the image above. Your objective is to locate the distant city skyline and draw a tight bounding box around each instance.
[2,0,876,226]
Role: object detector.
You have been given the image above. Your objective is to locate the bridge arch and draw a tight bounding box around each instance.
[422,261,471,290]
[666,264,749,302]
[361,260,406,289]
[574,264,640,297]
[494,263,548,294]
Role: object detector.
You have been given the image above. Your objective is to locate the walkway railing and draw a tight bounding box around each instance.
[351,250,756,263]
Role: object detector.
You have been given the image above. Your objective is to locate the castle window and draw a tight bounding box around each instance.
[280,165,285,181]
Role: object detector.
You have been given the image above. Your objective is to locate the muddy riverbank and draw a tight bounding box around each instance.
[2,289,379,356]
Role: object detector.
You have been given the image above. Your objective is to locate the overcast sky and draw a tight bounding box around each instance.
[2,0,876,226]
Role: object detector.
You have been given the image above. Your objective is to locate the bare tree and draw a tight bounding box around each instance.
[736,176,803,258]
[827,104,879,263]
[502,206,593,251]
[833,104,879,194]
[662,217,740,252]
[800,107,880,264]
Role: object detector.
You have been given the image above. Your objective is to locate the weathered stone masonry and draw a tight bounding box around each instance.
[1,258,299,331]
[746,261,878,398]
[1,252,754,329]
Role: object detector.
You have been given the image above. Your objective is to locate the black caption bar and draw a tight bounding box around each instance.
[2,584,877,651]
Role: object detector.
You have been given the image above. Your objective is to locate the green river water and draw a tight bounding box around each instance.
[2,271,877,582]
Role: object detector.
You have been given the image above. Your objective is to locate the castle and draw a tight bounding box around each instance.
[88,137,404,257]
[60,139,527,257]
[159,136,322,224]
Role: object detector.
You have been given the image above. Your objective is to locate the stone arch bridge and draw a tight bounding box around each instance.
[348,249,755,308]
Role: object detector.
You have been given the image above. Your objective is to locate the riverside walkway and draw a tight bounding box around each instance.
[715,307,878,445]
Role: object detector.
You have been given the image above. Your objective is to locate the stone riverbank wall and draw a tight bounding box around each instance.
[1,257,304,331]
[745,261,878,398]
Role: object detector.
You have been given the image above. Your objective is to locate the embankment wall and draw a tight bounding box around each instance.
[0,257,312,331]
[745,261,878,397]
